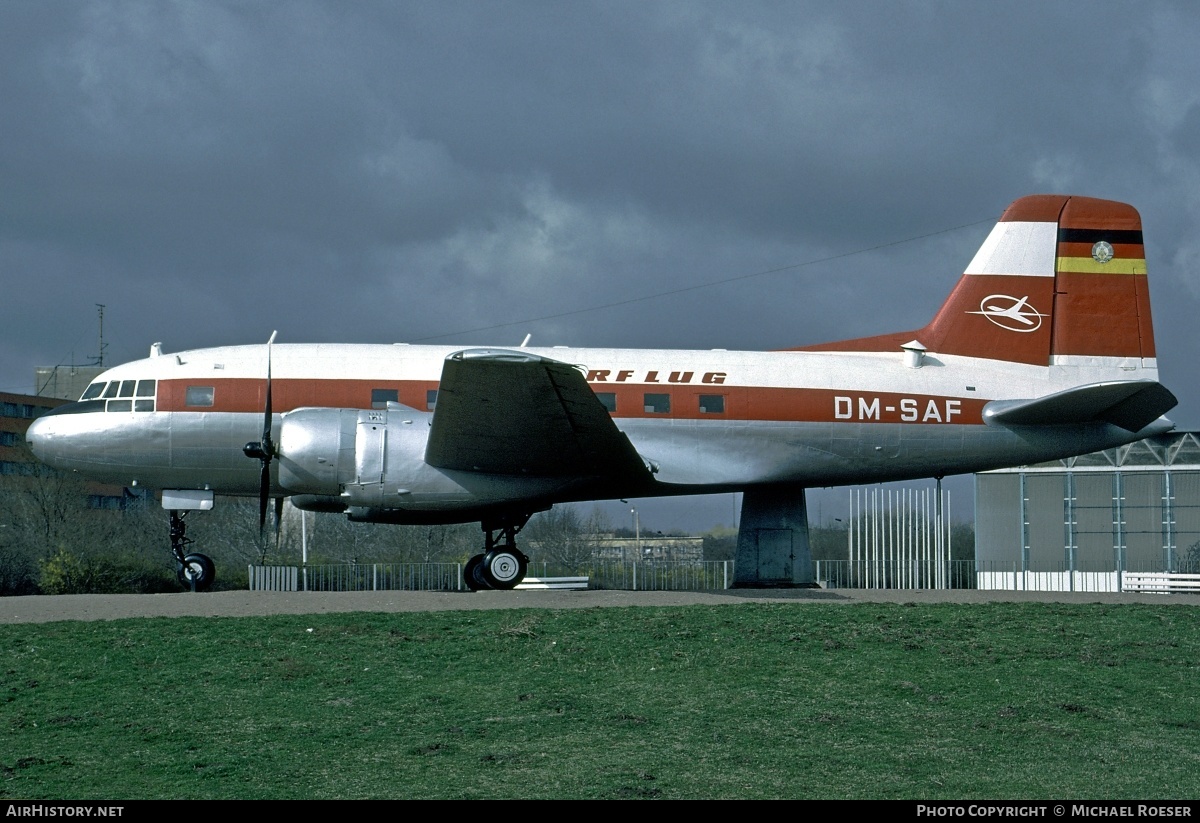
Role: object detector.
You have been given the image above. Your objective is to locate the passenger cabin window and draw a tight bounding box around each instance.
[699,395,725,414]
[644,393,670,414]
[596,392,617,413]
[185,386,215,407]
[426,389,438,411]
[371,389,399,409]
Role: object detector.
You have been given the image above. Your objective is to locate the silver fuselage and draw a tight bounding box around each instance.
[26,341,1170,520]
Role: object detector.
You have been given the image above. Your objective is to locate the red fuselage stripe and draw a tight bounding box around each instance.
[156,378,988,425]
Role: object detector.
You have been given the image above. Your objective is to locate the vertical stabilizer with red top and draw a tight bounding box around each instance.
[798,194,1156,366]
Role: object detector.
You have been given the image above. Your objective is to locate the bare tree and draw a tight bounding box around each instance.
[524,505,604,570]
[0,446,174,593]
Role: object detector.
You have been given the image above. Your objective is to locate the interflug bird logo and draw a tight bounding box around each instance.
[968,294,1047,333]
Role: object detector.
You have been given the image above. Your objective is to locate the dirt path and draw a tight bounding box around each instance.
[3,587,1199,624]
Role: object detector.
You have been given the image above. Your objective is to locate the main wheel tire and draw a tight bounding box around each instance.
[482,548,528,590]
[177,553,215,592]
[464,554,490,591]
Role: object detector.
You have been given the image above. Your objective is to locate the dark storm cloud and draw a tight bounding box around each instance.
[2,0,1198,436]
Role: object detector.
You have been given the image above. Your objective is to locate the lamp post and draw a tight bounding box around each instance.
[630,506,640,558]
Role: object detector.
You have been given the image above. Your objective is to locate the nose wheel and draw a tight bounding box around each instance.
[177,553,216,591]
[168,510,216,592]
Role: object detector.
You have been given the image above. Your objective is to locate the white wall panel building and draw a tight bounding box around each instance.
[975,432,1200,591]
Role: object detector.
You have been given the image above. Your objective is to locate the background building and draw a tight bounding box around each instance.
[0,392,64,478]
[34,365,104,402]
[0,391,136,509]
[592,535,704,563]
[975,431,1200,589]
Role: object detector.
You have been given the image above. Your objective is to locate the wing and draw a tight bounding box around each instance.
[983,380,1177,433]
[425,348,651,478]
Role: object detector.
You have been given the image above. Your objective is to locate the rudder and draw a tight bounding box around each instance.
[1051,196,1154,361]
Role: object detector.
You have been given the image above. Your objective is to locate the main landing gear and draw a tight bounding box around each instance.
[464,514,531,591]
[169,510,216,592]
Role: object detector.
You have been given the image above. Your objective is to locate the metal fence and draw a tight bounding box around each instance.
[815,560,1176,593]
[815,559,978,590]
[249,560,735,592]
[584,560,734,591]
[972,563,1120,593]
[254,559,1184,593]
[297,562,462,592]
[813,560,1141,592]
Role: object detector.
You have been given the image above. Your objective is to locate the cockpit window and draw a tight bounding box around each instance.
[81,379,159,412]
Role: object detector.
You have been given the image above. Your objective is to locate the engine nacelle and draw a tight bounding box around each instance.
[277,408,358,494]
[277,406,431,507]
[277,405,580,512]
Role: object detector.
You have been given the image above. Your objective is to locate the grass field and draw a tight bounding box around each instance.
[3,601,1200,799]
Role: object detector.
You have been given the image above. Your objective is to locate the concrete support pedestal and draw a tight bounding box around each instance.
[733,486,813,587]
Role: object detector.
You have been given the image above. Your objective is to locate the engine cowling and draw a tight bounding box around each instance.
[277,406,434,507]
[276,408,359,496]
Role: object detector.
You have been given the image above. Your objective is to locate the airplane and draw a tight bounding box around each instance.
[26,194,1178,591]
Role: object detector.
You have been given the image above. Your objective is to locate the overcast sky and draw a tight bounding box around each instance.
[4,1,1199,529]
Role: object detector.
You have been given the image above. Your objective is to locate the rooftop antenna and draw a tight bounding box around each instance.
[92,304,107,367]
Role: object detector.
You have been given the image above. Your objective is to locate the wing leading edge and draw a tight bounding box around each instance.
[425,349,651,479]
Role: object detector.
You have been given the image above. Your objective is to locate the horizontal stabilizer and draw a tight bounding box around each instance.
[983,380,1177,433]
[426,348,651,478]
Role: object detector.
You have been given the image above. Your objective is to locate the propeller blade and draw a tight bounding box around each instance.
[242,332,280,538]
[258,462,271,534]
[255,331,278,535]
[261,333,275,457]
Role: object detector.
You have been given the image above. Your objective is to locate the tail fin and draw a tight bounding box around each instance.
[800,194,1156,366]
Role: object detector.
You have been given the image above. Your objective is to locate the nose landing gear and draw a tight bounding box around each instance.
[168,510,215,592]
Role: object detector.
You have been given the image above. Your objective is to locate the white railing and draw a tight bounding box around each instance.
[248,565,299,591]
[515,576,590,590]
[1122,572,1200,594]
[975,569,1119,593]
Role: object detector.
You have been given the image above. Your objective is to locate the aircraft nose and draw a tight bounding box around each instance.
[25,415,54,463]
[24,410,85,469]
